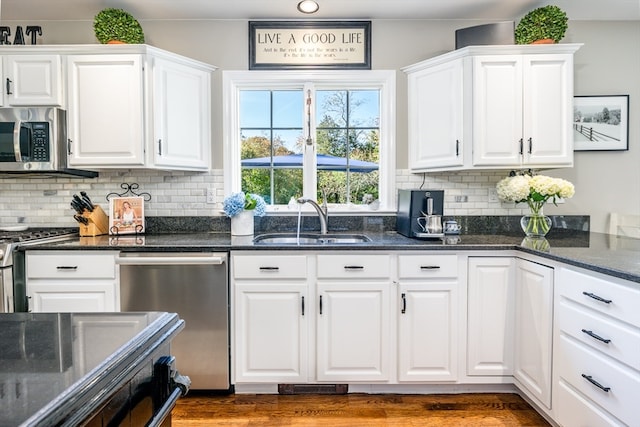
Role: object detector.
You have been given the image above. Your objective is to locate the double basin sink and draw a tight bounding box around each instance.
[253,233,371,245]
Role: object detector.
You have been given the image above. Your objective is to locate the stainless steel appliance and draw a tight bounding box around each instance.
[0,107,96,177]
[0,228,78,313]
[396,189,445,238]
[117,252,230,391]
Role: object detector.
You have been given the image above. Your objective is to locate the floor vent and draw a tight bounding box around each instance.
[278,384,348,395]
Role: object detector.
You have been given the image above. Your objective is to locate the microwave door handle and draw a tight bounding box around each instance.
[14,119,23,162]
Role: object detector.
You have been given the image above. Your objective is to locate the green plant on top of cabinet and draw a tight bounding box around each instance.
[403,44,581,172]
[66,44,214,171]
[0,54,63,107]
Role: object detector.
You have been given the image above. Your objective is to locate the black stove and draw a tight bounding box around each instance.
[0,228,78,244]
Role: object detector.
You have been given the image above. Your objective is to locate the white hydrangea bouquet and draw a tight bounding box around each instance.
[496,173,575,236]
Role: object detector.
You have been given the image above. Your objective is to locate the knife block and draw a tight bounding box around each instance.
[79,206,110,237]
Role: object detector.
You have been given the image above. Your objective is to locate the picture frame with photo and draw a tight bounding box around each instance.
[573,95,629,151]
[109,196,145,235]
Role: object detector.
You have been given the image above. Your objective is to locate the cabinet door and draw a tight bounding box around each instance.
[234,284,308,383]
[316,282,390,381]
[398,282,458,381]
[407,58,464,171]
[472,55,523,166]
[523,54,573,166]
[467,257,515,376]
[3,55,62,106]
[151,57,211,170]
[514,258,553,408]
[28,282,117,312]
[66,54,144,167]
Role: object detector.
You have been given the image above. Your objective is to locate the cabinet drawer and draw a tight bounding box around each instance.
[555,380,625,427]
[560,268,640,327]
[557,334,640,427]
[27,253,116,279]
[558,298,640,371]
[317,254,390,279]
[233,255,307,279]
[398,254,458,279]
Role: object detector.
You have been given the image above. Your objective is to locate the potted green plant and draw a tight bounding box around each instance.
[93,8,145,44]
[515,5,568,44]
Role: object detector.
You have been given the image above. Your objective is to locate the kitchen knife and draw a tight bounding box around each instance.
[73,194,90,212]
[74,214,89,225]
[80,191,95,211]
[71,199,84,214]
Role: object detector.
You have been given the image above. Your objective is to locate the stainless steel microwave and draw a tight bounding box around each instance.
[0,107,96,177]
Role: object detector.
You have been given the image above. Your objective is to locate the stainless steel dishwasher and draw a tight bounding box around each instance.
[116,252,229,391]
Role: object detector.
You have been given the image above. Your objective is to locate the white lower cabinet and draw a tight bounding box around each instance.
[553,266,640,427]
[235,283,308,383]
[232,254,309,383]
[397,254,459,381]
[316,254,392,382]
[25,251,119,312]
[514,257,554,409]
[467,257,515,376]
[316,281,390,381]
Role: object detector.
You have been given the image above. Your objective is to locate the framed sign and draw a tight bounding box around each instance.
[574,95,629,151]
[249,21,371,70]
[109,196,145,235]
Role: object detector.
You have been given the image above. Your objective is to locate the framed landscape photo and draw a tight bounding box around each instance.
[109,196,145,235]
[573,95,629,151]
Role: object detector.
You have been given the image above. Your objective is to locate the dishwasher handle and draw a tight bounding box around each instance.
[115,254,226,266]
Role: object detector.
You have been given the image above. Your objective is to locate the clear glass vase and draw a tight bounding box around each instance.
[520,212,552,238]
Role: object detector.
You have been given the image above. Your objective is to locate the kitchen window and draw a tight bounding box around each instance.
[223,70,396,212]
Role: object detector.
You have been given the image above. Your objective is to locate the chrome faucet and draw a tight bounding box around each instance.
[297,197,328,234]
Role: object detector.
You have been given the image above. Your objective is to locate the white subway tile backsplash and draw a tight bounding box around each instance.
[0,168,526,227]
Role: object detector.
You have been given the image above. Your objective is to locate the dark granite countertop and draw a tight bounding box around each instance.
[0,312,184,426]
[28,229,640,283]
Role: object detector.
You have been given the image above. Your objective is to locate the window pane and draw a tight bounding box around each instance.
[273,91,303,128]
[315,90,380,205]
[240,91,270,128]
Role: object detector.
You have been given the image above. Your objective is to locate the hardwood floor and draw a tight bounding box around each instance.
[172,393,551,426]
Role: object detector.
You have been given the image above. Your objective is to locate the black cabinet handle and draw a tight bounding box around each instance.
[582,291,612,304]
[301,296,305,316]
[581,374,611,392]
[344,265,364,270]
[528,137,533,154]
[455,139,460,156]
[56,265,78,270]
[581,329,611,344]
[6,78,12,95]
[67,138,73,155]
[158,139,162,156]
[26,296,31,312]
[259,266,279,271]
[420,265,440,270]
[519,138,523,155]
[401,293,406,314]
[319,295,323,315]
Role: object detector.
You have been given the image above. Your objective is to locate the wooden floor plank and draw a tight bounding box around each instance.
[172,393,550,426]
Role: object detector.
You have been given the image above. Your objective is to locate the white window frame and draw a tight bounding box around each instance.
[223,69,396,213]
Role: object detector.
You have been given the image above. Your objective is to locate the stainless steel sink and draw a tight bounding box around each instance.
[253,233,371,245]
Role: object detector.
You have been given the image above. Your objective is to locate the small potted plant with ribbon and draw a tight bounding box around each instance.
[515,5,568,44]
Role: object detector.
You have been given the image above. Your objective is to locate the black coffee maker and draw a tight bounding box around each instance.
[396,189,444,238]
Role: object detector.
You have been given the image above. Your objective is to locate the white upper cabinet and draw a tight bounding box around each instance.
[403,44,581,172]
[63,44,215,171]
[66,54,145,166]
[0,54,63,106]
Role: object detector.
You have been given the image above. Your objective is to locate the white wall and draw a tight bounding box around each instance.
[0,18,637,232]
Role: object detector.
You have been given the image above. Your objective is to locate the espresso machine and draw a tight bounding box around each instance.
[396,189,444,238]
